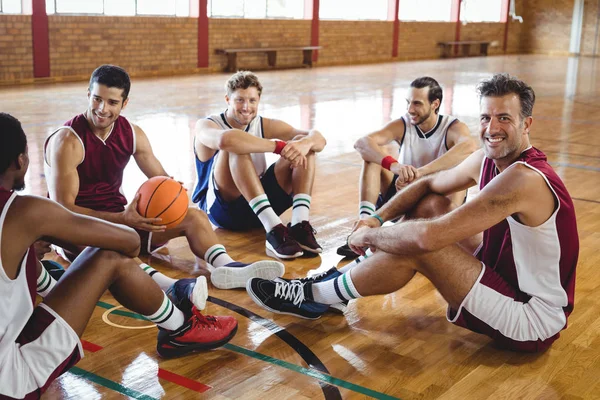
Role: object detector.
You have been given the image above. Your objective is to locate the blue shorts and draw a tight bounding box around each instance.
[205,163,293,231]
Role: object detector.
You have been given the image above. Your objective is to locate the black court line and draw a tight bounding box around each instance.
[572,197,600,204]
[208,296,342,400]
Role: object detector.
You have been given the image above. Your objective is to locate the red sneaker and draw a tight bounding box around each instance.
[156,307,238,358]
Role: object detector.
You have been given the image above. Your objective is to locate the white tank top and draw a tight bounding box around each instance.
[398,113,457,168]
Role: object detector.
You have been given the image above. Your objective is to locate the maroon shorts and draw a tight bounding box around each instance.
[135,229,168,255]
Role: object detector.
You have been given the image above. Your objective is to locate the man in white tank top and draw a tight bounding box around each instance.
[337,76,477,258]
[194,71,327,260]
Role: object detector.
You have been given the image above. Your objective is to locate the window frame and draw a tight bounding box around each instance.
[46,0,191,17]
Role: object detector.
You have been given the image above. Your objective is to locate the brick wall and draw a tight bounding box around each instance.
[460,23,505,55]
[209,18,311,71]
[517,0,573,55]
[48,15,198,79]
[0,15,34,82]
[396,22,455,60]
[318,20,393,66]
[506,20,526,54]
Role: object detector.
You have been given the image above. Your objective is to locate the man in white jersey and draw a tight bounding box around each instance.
[337,76,477,257]
[0,113,238,399]
[193,71,327,259]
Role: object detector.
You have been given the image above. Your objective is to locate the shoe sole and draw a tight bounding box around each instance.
[327,303,347,314]
[245,280,323,320]
[265,241,303,259]
[211,261,285,290]
[298,243,323,254]
[157,325,238,358]
[191,276,208,310]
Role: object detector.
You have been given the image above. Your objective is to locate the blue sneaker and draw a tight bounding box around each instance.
[210,260,285,290]
[166,276,208,315]
[41,260,66,281]
[278,267,348,314]
[246,278,329,320]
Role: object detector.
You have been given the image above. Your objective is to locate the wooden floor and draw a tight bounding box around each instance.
[2,54,600,399]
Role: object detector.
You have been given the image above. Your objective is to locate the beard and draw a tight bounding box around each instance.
[13,181,25,191]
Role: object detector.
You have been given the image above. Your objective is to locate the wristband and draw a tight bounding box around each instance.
[381,156,397,171]
[273,140,286,155]
[372,214,384,226]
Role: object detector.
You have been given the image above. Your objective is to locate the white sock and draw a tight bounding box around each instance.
[311,271,363,304]
[204,244,235,268]
[144,293,185,331]
[36,266,57,298]
[359,201,376,219]
[339,248,373,273]
[291,194,311,226]
[139,263,177,292]
[249,194,281,232]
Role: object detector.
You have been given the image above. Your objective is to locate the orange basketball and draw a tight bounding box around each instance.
[136,176,188,229]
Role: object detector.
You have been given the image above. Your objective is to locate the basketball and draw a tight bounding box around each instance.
[136,176,188,229]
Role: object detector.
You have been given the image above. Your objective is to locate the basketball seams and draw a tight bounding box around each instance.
[154,184,184,219]
[142,177,169,218]
[160,206,188,227]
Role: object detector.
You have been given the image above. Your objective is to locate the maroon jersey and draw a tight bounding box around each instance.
[46,114,135,212]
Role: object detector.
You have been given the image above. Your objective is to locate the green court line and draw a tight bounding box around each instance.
[223,344,400,400]
[94,302,400,399]
[69,367,157,400]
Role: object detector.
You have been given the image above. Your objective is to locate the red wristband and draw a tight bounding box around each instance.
[273,140,286,155]
[381,156,397,171]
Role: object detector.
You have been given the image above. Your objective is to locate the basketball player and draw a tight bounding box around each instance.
[247,74,579,352]
[0,113,238,399]
[337,76,477,258]
[193,71,327,259]
[44,65,283,291]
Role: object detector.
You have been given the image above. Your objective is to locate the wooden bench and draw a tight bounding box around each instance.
[215,46,322,72]
[437,41,491,58]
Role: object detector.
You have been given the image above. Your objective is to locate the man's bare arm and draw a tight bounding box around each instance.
[195,118,278,156]
[353,119,405,163]
[132,124,169,178]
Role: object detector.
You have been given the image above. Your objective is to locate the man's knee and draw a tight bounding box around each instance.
[407,193,453,220]
[183,207,211,229]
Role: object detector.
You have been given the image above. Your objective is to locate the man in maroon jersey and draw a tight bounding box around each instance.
[247,74,579,352]
[43,65,283,292]
[0,113,238,399]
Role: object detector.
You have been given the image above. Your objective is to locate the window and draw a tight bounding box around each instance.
[1,0,22,13]
[460,0,503,22]
[45,0,190,16]
[208,0,304,19]
[320,0,388,21]
[399,0,452,22]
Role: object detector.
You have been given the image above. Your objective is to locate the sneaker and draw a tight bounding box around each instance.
[210,260,285,290]
[266,224,303,259]
[41,260,66,281]
[166,276,208,314]
[246,278,328,320]
[288,221,322,254]
[156,306,238,358]
[336,243,359,259]
[277,267,348,314]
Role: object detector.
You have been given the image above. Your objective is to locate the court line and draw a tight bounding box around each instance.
[573,197,600,204]
[68,367,158,400]
[157,368,212,393]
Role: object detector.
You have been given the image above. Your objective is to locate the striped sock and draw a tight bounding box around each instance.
[36,266,56,298]
[339,248,373,273]
[291,194,311,226]
[311,271,363,304]
[139,263,177,292]
[204,244,235,268]
[358,201,376,218]
[249,194,281,232]
[143,293,185,331]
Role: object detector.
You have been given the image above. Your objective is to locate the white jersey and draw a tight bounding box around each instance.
[398,113,458,168]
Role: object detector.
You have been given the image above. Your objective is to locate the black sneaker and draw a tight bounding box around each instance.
[246,278,328,320]
[266,224,303,259]
[41,260,66,281]
[336,243,359,259]
[288,221,323,254]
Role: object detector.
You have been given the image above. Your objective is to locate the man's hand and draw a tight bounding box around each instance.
[348,217,381,255]
[281,140,311,169]
[348,226,377,256]
[33,240,52,260]
[121,193,167,232]
[390,163,419,185]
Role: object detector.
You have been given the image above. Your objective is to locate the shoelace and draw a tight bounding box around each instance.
[274,281,305,306]
[300,221,317,235]
[191,308,222,330]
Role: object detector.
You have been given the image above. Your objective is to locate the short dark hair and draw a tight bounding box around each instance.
[477,73,535,119]
[0,113,27,175]
[410,76,443,113]
[225,71,263,97]
[89,64,131,101]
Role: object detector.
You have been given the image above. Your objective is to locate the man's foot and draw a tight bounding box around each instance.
[246,278,328,320]
[336,243,359,259]
[41,260,66,281]
[277,267,348,314]
[288,221,323,254]
[156,306,238,358]
[166,276,208,314]
[211,260,285,290]
[266,224,303,259]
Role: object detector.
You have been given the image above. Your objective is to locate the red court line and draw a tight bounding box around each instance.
[158,368,211,393]
[81,340,103,353]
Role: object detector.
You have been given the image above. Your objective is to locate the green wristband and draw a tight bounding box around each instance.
[372,214,384,226]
